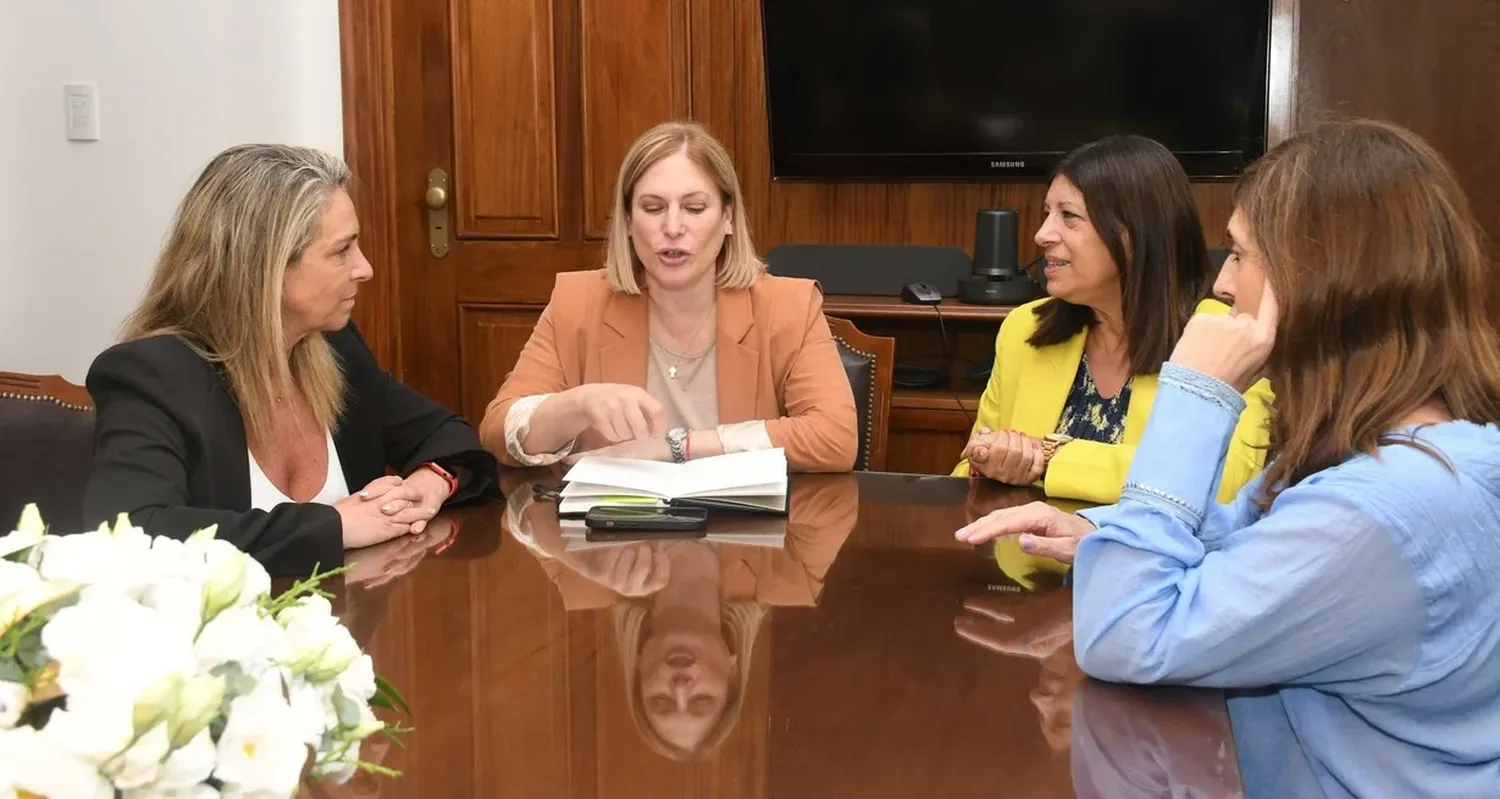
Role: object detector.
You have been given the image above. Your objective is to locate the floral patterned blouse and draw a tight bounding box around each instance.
[1054,356,1130,444]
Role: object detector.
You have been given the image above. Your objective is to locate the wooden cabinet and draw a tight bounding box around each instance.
[818,296,1005,475]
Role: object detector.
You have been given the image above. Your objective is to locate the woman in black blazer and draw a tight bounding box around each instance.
[84,144,496,576]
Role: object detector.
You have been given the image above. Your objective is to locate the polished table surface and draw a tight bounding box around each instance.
[312,470,1255,798]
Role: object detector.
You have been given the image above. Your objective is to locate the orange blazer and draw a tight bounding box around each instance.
[481,269,859,473]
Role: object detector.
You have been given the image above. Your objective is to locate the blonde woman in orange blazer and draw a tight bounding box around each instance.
[480,121,858,473]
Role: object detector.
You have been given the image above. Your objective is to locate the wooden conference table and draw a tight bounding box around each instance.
[306,469,1252,798]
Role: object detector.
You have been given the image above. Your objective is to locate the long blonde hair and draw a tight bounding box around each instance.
[603,121,764,294]
[1237,119,1500,504]
[612,600,766,761]
[122,144,350,443]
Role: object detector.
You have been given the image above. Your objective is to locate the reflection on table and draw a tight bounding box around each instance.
[507,469,859,761]
[312,470,1245,798]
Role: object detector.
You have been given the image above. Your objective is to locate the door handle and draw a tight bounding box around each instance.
[425,168,450,258]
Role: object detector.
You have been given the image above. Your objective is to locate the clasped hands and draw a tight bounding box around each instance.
[963,427,1046,485]
[335,470,454,549]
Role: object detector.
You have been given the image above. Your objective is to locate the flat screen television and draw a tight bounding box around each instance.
[761,0,1272,180]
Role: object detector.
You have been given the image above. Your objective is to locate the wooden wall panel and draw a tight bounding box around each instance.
[452,0,560,238]
[457,306,545,422]
[357,0,1500,476]
[1293,0,1500,240]
[579,0,690,238]
[340,0,401,370]
[886,408,972,477]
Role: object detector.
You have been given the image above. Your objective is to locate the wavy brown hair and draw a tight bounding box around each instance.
[1239,119,1500,504]
[1029,135,1211,376]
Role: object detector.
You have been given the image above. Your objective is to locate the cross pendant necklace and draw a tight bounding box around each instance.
[668,365,678,380]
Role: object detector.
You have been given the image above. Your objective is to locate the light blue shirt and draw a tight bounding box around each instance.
[1072,363,1500,799]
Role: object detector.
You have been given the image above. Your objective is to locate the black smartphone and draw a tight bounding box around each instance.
[583,505,709,538]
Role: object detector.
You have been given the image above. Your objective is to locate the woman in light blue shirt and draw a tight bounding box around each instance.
[958,118,1500,798]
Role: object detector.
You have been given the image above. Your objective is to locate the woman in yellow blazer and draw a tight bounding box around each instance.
[480,121,858,473]
[953,135,1272,506]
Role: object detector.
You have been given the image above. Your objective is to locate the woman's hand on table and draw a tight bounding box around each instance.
[955,501,1096,563]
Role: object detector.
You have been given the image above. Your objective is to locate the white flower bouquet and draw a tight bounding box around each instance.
[0,505,411,799]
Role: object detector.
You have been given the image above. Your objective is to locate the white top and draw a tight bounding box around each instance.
[248,429,351,511]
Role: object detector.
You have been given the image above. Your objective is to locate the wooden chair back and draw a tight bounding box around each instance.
[825,317,894,471]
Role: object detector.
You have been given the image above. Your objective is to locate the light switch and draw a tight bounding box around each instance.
[64,82,100,141]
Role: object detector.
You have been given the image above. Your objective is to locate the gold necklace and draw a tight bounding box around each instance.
[652,334,715,379]
[649,306,715,380]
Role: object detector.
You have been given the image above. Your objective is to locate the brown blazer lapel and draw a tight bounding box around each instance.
[596,290,648,387]
[715,287,760,423]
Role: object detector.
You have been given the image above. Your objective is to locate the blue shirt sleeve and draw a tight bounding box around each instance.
[1071,365,1425,688]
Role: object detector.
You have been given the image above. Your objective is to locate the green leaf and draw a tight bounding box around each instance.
[0,658,23,683]
[372,676,411,716]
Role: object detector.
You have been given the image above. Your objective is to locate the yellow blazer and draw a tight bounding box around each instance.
[952,297,1274,505]
[481,269,859,473]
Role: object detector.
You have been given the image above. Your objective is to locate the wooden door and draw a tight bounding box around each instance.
[360,0,737,421]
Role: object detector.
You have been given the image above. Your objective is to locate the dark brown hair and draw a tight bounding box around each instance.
[1029,135,1211,376]
[1240,118,1500,504]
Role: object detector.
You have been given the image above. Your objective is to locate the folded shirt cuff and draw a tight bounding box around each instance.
[1105,364,1245,531]
[505,394,576,466]
[716,420,773,454]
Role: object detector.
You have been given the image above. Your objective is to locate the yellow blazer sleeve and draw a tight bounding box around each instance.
[951,312,1025,477]
[1043,376,1273,505]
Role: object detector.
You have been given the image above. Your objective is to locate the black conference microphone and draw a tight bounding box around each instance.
[958,209,1045,305]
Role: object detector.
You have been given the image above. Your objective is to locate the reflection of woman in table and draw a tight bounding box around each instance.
[1069,678,1246,799]
[505,472,858,760]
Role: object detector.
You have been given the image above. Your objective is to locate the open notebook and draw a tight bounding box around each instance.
[558,448,789,517]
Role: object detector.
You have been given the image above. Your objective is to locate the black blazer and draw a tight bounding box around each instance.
[82,324,497,575]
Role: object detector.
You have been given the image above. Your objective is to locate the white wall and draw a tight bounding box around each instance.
[0,0,344,383]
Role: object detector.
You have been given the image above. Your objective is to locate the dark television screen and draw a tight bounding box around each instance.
[761,0,1271,180]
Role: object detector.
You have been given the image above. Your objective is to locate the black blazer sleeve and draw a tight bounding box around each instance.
[82,339,344,576]
[332,325,497,503]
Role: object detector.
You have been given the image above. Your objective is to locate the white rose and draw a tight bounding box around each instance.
[274,594,335,628]
[124,786,221,799]
[167,673,227,750]
[121,727,217,798]
[39,699,136,764]
[212,671,310,799]
[0,564,76,637]
[195,606,289,676]
[277,597,361,683]
[2,725,114,798]
[337,653,377,703]
[0,681,28,729]
[41,595,198,710]
[0,503,46,559]
[104,720,172,791]
[188,537,271,613]
[311,738,361,784]
[285,675,330,747]
[140,576,206,644]
[38,529,155,601]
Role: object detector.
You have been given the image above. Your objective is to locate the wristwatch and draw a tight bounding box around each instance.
[1040,434,1073,466]
[665,427,690,463]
